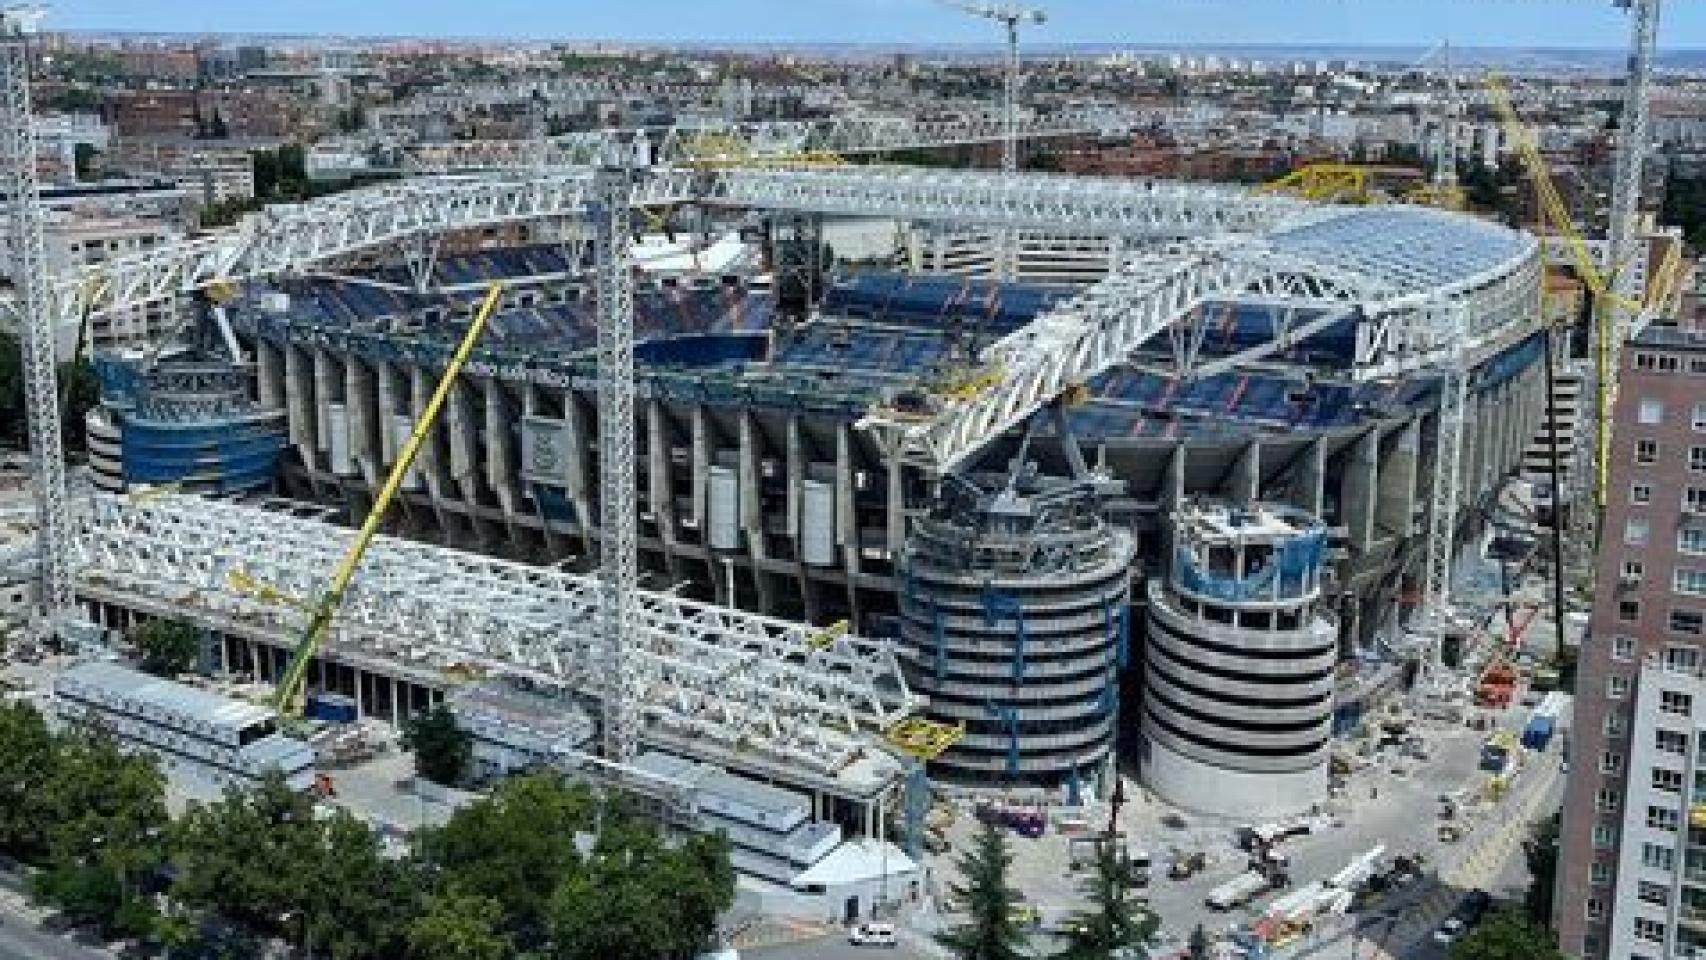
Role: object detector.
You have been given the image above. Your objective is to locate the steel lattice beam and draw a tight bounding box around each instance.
[73,493,913,775]
[1,12,72,626]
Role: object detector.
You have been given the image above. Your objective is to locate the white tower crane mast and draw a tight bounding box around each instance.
[937,0,1046,279]
[0,6,73,635]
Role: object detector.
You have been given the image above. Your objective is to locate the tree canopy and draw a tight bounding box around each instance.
[0,704,735,960]
[938,820,1030,960]
[1450,910,1565,960]
[131,618,201,677]
[401,703,472,786]
[1051,842,1159,960]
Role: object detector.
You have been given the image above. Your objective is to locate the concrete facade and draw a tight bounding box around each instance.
[1141,501,1335,819]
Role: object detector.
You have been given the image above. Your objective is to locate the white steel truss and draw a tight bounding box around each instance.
[391,108,1141,174]
[73,493,914,776]
[0,11,71,624]
[862,235,1541,473]
[591,166,642,763]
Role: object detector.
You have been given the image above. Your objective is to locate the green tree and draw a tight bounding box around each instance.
[1524,812,1560,926]
[174,773,410,960]
[937,820,1029,960]
[1186,924,1210,960]
[73,142,100,180]
[30,729,169,939]
[546,807,735,960]
[1449,910,1565,960]
[401,703,472,786]
[1051,842,1159,960]
[414,774,595,947]
[171,772,319,940]
[132,618,201,677]
[0,701,61,863]
[0,333,99,451]
[409,890,512,960]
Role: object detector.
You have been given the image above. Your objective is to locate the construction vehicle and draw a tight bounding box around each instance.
[271,282,506,717]
[1167,850,1207,881]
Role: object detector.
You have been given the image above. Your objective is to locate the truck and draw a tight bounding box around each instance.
[1205,870,1271,911]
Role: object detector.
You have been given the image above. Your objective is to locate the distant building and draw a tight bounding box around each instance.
[52,660,315,791]
[107,137,262,205]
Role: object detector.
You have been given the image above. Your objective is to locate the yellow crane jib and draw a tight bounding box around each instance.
[271,281,507,717]
[805,619,850,650]
[885,716,966,761]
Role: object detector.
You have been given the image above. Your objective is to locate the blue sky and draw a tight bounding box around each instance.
[40,0,1706,48]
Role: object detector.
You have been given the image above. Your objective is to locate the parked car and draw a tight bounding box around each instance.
[1432,889,1493,945]
[848,922,898,948]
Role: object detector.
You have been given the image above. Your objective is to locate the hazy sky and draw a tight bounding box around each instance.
[38,0,1705,49]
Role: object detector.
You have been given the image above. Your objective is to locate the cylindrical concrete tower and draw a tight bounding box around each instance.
[1140,499,1334,819]
[898,479,1134,792]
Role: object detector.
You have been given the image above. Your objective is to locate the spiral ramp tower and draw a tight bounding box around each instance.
[1140,500,1335,820]
[897,475,1134,795]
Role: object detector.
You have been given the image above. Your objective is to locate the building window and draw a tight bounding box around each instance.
[1648,805,1681,831]
[1608,709,1629,736]
[1638,880,1670,905]
[1603,749,1625,773]
[1657,730,1689,755]
[1689,488,1706,514]
[1662,354,1683,373]
[1634,918,1666,943]
[1638,439,1659,465]
[1662,691,1694,716]
[1613,635,1638,660]
[1628,518,1651,545]
[1696,403,1706,431]
[1593,861,1614,884]
[1653,767,1684,793]
[1692,357,1706,375]
[1693,448,1706,473]
[1610,675,1631,699]
[1637,352,1658,370]
[1682,528,1706,555]
[1643,842,1676,871]
[1594,822,1617,847]
[1586,897,1606,920]
[1671,609,1704,635]
[1667,646,1701,673]
[1635,482,1655,503]
[1598,787,1622,811]
[1620,599,1642,622]
[1642,399,1667,424]
[1677,568,1706,596]
[1625,560,1647,583]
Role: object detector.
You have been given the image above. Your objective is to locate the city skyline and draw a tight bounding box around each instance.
[39,0,1706,50]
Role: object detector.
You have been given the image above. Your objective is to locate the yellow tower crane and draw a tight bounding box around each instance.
[270,281,505,717]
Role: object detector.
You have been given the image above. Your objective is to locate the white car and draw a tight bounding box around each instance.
[848,922,899,948]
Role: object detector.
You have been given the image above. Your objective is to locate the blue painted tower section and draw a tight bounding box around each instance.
[91,354,285,495]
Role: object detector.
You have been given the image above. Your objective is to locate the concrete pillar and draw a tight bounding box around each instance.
[1288,437,1326,519]
[886,455,905,568]
[445,380,476,493]
[691,405,710,534]
[348,356,377,485]
[1228,440,1259,505]
[1342,430,1379,552]
[836,423,860,577]
[563,391,596,556]
[1376,423,1419,540]
[285,344,314,453]
[257,340,285,411]
[484,378,519,516]
[646,401,680,579]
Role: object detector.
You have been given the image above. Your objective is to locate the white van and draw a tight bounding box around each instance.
[848,922,898,948]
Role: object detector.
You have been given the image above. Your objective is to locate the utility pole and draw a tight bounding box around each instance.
[0,6,73,640]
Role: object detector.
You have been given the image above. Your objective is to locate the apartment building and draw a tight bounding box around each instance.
[107,137,262,204]
[0,212,185,350]
[1559,325,1706,959]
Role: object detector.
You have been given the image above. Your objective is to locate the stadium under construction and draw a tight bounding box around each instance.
[62,164,1552,830]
